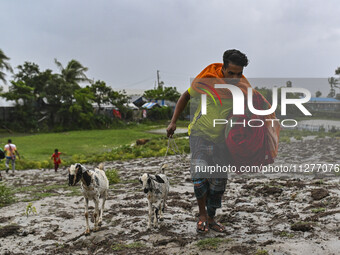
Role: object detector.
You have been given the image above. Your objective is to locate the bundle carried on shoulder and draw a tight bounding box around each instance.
[224,89,280,170]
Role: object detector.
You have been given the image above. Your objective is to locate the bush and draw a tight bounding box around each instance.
[0,182,14,207]
[106,169,120,185]
[280,136,291,143]
[147,106,172,120]
[330,126,337,133]
[294,135,303,141]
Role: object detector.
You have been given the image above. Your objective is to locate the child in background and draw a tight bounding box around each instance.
[51,149,61,172]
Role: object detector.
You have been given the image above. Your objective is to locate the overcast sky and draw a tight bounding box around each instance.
[1,0,340,96]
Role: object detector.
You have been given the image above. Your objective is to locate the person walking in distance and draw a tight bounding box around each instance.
[4,139,20,173]
[51,149,62,172]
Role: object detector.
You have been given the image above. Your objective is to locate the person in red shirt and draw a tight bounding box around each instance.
[51,149,62,172]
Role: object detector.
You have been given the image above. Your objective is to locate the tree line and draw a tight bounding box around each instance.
[0,49,184,132]
[0,49,130,132]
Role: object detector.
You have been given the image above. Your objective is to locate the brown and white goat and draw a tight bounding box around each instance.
[68,163,109,234]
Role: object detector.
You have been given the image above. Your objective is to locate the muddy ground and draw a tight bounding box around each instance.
[0,137,340,255]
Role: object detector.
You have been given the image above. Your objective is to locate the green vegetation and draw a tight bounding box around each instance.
[0,120,338,171]
[294,135,303,141]
[0,52,184,132]
[311,208,326,213]
[313,180,324,185]
[143,86,181,102]
[105,169,120,185]
[255,249,269,255]
[279,231,295,238]
[111,242,146,251]
[0,182,14,207]
[280,129,340,140]
[0,123,190,170]
[25,202,37,217]
[0,49,13,84]
[1,59,130,132]
[12,183,82,202]
[196,238,231,250]
[279,136,291,143]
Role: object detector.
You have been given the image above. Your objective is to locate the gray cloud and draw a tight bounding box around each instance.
[1,0,340,96]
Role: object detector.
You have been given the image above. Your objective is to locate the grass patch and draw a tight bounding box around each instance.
[64,187,82,197]
[255,249,269,255]
[311,208,326,213]
[0,123,190,170]
[111,242,146,251]
[0,182,15,207]
[0,123,167,168]
[280,128,340,139]
[279,231,295,238]
[24,202,37,217]
[31,192,57,200]
[105,169,120,185]
[294,135,303,141]
[121,179,139,184]
[15,184,66,193]
[280,136,291,143]
[14,183,83,201]
[196,238,231,250]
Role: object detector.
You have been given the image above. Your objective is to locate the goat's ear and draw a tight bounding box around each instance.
[139,177,142,184]
[155,175,165,183]
[75,164,81,170]
[147,178,151,184]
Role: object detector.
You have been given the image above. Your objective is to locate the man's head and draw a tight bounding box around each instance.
[8,139,12,144]
[222,49,249,80]
[55,149,58,153]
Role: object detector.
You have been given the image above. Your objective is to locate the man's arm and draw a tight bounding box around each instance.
[166,90,191,137]
[15,149,20,159]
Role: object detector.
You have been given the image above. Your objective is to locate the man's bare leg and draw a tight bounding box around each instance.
[197,193,208,232]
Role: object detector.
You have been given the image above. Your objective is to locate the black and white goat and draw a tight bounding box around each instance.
[139,173,169,229]
[68,163,109,234]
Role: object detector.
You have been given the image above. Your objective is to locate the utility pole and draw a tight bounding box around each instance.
[157,70,161,89]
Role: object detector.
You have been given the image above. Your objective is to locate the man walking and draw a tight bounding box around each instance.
[4,139,20,173]
[167,49,249,233]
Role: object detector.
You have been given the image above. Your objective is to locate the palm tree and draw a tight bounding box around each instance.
[54,58,90,85]
[335,67,340,75]
[0,49,13,84]
[328,77,339,89]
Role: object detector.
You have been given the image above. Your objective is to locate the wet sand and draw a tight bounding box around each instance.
[0,137,340,254]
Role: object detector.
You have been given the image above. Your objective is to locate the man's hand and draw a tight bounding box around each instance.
[166,122,176,137]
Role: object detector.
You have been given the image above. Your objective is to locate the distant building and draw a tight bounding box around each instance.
[306,97,340,112]
[0,97,15,121]
[149,99,176,108]
[128,95,147,108]
[141,102,161,109]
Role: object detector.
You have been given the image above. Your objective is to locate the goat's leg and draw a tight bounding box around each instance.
[93,198,100,231]
[84,198,90,235]
[159,200,164,222]
[147,200,152,229]
[98,191,107,226]
[154,207,159,228]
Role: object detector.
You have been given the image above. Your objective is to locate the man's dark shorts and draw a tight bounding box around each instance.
[190,134,231,217]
